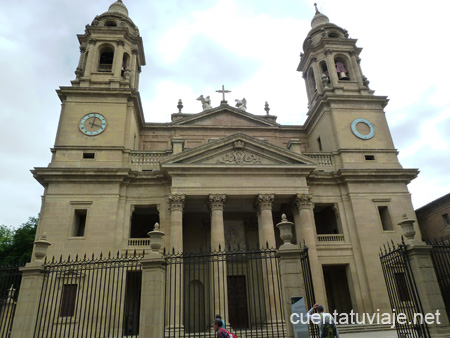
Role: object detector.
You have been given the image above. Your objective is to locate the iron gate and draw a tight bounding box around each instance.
[427,238,450,321]
[164,246,286,338]
[379,241,430,338]
[33,251,143,338]
[0,264,24,338]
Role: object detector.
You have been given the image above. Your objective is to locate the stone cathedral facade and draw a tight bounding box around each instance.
[21,0,422,335]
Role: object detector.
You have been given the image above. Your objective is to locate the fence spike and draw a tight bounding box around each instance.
[75,254,78,261]
[100,252,103,259]
[92,253,95,260]
[172,247,175,254]
[142,249,145,257]
[401,235,405,245]
[163,247,166,255]
[133,249,136,257]
[266,241,269,249]
[227,243,231,251]
[237,242,240,251]
[125,250,128,257]
[219,244,222,251]
[116,251,120,258]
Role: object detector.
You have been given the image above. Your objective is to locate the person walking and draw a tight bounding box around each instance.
[213,318,228,338]
[307,303,339,338]
[215,314,225,329]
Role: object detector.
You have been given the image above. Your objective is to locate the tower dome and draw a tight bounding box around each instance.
[311,3,329,28]
[108,0,128,17]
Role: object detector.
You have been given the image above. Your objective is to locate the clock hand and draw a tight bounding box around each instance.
[89,122,102,128]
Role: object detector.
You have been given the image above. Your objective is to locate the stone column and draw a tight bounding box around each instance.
[277,215,306,338]
[209,194,229,324]
[325,49,339,87]
[113,40,125,79]
[130,49,138,89]
[83,38,97,77]
[256,194,276,248]
[167,194,185,336]
[349,50,364,86]
[75,46,86,79]
[169,194,185,253]
[10,234,51,338]
[292,194,327,306]
[255,194,281,326]
[311,58,324,94]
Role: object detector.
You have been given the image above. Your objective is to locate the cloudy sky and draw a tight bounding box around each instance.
[0,0,449,227]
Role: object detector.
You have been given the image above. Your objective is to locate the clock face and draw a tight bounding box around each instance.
[351,118,375,140]
[79,113,106,136]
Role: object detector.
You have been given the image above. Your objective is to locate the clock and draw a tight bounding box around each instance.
[351,118,375,140]
[79,113,106,136]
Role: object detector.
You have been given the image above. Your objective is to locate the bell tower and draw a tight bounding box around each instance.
[51,0,145,168]
[72,0,145,89]
[299,4,402,169]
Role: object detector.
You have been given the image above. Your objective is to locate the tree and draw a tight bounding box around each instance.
[0,217,38,266]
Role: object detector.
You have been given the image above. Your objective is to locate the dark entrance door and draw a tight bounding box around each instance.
[227,275,249,328]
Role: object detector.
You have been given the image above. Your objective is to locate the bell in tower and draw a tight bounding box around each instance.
[72,0,146,89]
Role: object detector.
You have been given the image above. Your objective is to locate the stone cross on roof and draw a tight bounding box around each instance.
[216,85,231,105]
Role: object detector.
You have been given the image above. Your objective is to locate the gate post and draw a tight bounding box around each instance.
[140,224,167,338]
[400,216,450,337]
[277,215,306,338]
[10,234,50,338]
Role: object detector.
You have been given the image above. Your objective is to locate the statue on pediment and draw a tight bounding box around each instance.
[235,98,247,111]
[197,95,212,111]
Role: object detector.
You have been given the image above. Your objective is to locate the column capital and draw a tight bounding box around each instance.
[168,194,185,211]
[324,49,333,56]
[209,194,226,211]
[256,194,274,211]
[293,193,313,210]
[117,40,125,47]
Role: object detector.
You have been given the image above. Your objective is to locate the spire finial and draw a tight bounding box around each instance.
[314,3,319,14]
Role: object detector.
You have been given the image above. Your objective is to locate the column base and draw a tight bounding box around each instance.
[165,325,185,338]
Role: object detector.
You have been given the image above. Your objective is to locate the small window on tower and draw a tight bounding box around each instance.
[73,209,87,237]
[104,21,117,27]
[99,46,114,72]
[328,31,340,38]
[317,137,323,151]
[443,213,450,228]
[378,206,393,231]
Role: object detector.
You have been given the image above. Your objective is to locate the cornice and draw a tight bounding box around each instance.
[31,167,164,187]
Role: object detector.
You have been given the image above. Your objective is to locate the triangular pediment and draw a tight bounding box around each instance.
[172,105,278,127]
[161,133,318,167]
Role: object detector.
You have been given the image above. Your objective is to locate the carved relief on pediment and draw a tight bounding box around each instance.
[217,150,262,164]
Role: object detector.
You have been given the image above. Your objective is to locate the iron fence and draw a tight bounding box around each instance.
[164,245,286,338]
[379,240,430,338]
[0,264,24,338]
[32,251,143,338]
[427,238,450,321]
[299,246,319,338]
